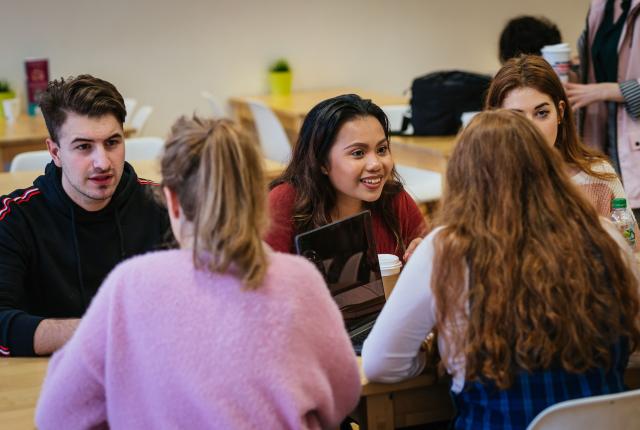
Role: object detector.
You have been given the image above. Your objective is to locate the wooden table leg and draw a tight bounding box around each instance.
[364,393,395,430]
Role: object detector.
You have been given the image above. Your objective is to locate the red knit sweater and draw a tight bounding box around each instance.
[265,183,427,260]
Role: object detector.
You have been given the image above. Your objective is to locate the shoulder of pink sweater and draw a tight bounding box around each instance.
[103,249,192,294]
[263,251,341,321]
[262,251,355,365]
[111,249,190,274]
[264,252,361,372]
[265,250,324,287]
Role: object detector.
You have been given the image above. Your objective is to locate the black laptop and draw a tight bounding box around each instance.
[294,211,384,354]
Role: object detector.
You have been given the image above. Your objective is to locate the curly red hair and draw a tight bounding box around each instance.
[432,110,640,389]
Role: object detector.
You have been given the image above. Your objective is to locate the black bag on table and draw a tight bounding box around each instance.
[410,70,491,135]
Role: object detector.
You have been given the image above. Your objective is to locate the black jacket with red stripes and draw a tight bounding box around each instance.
[0,161,170,356]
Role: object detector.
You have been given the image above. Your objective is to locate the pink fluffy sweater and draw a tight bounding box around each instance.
[35,249,361,429]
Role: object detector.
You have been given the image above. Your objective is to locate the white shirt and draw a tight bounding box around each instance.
[362,221,639,393]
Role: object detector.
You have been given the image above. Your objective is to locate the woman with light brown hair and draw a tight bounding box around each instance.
[486,54,634,224]
[362,110,640,429]
[36,116,361,429]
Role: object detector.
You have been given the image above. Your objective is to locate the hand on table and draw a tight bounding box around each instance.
[33,318,81,356]
[564,82,623,109]
[403,237,423,262]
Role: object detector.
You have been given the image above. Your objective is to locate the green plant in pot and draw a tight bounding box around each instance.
[0,80,16,119]
[268,59,292,96]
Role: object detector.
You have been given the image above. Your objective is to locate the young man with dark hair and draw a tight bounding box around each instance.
[499,15,563,64]
[0,75,169,356]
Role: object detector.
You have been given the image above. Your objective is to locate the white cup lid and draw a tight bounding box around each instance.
[378,253,402,275]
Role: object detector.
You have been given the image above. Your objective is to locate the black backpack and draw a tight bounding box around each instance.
[410,70,491,135]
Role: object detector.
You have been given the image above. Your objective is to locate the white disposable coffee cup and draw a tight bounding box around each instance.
[378,254,403,299]
[541,43,571,83]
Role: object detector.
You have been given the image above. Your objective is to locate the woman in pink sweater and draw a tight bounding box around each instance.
[35,116,361,429]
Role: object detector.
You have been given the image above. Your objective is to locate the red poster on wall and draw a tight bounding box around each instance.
[25,58,49,116]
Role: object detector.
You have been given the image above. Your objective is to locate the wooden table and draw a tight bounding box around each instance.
[0,357,47,429]
[0,115,50,172]
[357,358,453,429]
[390,135,456,174]
[0,115,136,172]
[0,356,451,430]
[1,356,639,430]
[0,158,285,196]
[229,89,456,175]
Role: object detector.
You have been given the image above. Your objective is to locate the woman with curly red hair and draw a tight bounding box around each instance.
[362,110,640,429]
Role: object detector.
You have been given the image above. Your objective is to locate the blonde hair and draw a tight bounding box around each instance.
[432,110,639,389]
[161,116,268,289]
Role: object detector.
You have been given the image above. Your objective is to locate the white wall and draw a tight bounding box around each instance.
[1,0,590,137]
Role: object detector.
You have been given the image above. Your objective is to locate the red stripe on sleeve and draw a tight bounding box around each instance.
[0,188,41,222]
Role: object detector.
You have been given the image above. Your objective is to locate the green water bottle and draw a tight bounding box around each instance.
[610,198,636,248]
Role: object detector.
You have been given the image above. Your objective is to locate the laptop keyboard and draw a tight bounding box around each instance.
[350,320,375,355]
[351,331,369,355]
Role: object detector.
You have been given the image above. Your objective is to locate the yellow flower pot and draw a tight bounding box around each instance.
[0,91,16,119]
[269,71,292,96]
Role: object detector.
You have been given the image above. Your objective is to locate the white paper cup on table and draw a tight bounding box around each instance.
[541,43,571,83]
[378,254,403,300]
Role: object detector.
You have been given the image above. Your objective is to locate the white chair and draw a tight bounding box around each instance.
[382,112,443,206]
[123,98,137,124]
[246,100,292,164]
[201,91,227,118]
[526,389,640,430]
[381,104,413,135]
[395,164,442,204]
[130,105,153,136]
[460,111,480,129]
[125,137,164,161]
[10,150,52,172]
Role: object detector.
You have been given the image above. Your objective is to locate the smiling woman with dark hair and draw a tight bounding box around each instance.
[266,93,428,261]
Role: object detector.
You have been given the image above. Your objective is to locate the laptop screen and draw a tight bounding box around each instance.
[294,211,384,327]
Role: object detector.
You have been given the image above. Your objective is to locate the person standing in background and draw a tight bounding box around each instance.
[566,0,640,221]
[498,15,562,64]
